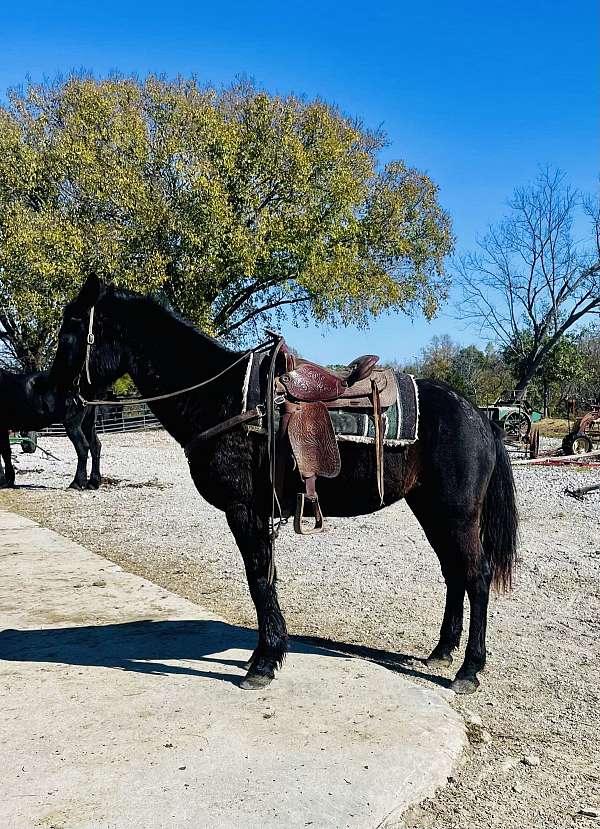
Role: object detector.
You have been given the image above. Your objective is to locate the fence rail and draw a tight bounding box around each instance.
[40,400,162,437]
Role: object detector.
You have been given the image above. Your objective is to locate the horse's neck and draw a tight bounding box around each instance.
[105,297,243,445]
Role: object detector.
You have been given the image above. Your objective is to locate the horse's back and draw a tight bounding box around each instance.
[314,378,496,517]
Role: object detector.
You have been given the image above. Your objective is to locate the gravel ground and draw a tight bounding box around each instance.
[1,430,599,829]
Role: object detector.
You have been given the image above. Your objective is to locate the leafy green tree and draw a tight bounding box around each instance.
[547,326,600,413]
[577,326,600,405]
[504,332,585,415]
[0,74,453,370]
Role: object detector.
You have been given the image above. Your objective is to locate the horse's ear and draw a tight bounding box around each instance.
[74,272,104,309]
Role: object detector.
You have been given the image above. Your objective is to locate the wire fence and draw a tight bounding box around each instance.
[40,400,162,437]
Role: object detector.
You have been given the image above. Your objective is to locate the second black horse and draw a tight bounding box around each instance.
[0,366,101,490]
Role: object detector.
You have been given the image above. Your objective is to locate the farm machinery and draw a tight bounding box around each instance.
[479,391,542,457]
[561,410,600,455]
[9,431,37,453]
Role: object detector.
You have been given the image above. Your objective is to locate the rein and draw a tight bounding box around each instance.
[79,302,285,548]
[79,348,268,406]
[79,304,275,406]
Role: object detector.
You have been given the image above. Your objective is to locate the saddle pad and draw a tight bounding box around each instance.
[330,373,419,446]
[287,401,341,479]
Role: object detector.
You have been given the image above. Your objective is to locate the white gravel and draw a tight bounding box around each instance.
[2,429,599,829]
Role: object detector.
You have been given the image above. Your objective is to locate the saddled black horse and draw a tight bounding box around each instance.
[54,274,518,694]
[0,367,102,490]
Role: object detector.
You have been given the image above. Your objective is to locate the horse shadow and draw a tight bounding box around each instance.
[0,619,451,689]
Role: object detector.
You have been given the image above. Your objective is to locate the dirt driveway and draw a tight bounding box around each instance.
[1,431,598,829]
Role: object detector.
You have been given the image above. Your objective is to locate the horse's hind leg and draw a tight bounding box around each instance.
[0,429,15,487]
[226,503,288,690]
[82,407,102,489]
[406,490,466,668]
[452,546,492,694]
[407,490,490,692]
[427,564,465,669]
[429,512,491,694]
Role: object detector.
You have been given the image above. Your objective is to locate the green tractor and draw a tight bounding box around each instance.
[479,391,543,456]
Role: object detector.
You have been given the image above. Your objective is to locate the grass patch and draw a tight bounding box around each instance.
[537,417,570,438]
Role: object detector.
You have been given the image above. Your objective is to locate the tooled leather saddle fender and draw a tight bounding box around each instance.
[273,347,389,534]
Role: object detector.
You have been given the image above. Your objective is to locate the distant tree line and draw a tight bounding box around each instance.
[455,168,599,393]
[395,326,600,416]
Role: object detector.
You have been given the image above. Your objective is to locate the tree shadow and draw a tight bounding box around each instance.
[0,618,451,690]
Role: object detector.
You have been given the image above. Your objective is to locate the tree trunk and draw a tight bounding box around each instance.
[514,359,537,392]
[543,383,549,418]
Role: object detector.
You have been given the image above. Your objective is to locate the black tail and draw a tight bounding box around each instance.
[481,422,518,591]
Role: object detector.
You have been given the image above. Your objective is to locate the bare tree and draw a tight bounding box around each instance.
[455,168,600,390]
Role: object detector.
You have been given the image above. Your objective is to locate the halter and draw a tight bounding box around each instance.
[84,305,95,386]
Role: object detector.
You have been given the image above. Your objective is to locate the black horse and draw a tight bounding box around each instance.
[55,274,518,694]
[0,367,102,490]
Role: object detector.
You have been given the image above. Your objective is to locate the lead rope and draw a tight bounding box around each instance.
[266,336,285,554]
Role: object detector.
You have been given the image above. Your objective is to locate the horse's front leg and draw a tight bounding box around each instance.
[64,412,90,490]
[226,503,288,689]
[82,406,102,489]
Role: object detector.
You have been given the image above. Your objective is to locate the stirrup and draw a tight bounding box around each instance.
[294,493,324,535]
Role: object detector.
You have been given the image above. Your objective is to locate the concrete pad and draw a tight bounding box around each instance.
[0,510,465,829]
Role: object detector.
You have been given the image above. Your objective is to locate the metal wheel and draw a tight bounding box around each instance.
[503,411,531,441]
[564,433,593,455]
[529,426,540,459]
[20,431,38,454]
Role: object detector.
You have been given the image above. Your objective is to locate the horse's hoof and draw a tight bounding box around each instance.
[451,676,480,695]
[427,653,453,669]
[239,672,274,690]
[69,481,85,491]
[86,479,100,490]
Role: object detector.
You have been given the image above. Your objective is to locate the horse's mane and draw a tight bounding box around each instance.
[102,284,236,356]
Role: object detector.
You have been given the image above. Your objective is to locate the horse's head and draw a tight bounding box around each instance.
[52,273,114,389]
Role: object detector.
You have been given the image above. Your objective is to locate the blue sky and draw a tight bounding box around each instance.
[1,1,597,363]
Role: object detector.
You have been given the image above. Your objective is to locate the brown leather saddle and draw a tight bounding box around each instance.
[273,339,396,534]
